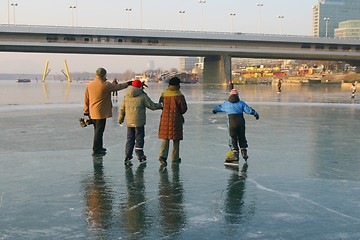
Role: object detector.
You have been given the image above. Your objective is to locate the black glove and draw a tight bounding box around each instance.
[212,110,217,114]
[126,80,133,86]
[84,113,89,117]
[254,113,259,120]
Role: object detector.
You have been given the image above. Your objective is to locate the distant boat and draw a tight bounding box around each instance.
[300,78,321,85]
[16,78,31,83]
[158,72,199,84]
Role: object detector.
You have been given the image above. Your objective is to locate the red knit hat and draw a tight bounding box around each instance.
[132,79,142,88]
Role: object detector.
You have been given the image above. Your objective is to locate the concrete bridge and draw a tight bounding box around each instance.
[1,24,360,83]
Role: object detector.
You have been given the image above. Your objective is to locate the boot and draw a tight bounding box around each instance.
[124,156,133,166]
[241,148,249,161]
[225,150,239,162]
[138,154,147,163]
[159,157,167,166]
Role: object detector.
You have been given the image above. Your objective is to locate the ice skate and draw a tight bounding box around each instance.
[224,150,239,166]
[124,156,133,166]
[241,148,249,161]
[159,157,167,166]
[138,155,147,164]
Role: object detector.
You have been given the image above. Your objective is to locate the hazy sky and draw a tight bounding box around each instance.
[0,0,318,74]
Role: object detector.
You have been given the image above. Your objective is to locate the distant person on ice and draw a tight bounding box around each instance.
[212,89,259,163]
[112,78,119,98]
[277,79,282,93]
[350,82,357,98]
[118,79,162,166]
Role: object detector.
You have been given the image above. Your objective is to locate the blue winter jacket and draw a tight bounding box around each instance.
[214,95,257,116]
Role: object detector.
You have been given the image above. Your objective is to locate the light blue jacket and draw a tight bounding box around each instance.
[214,100,256,116]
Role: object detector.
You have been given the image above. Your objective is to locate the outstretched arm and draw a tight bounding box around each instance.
[144,95,162,110]
[243,102,259,120]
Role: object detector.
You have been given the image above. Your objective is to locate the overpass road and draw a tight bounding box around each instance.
[1,24,360,82]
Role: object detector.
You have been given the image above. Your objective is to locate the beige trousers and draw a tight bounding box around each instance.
[159,139,180,162]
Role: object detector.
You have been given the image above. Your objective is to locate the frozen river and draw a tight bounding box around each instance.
[1,80,360,239]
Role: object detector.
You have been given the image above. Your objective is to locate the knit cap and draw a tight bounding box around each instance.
[169,77,181,86]
[96,68,107,77]
[230,89,238,95]
[132,79,143,88]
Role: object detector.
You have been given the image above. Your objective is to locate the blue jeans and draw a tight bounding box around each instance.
[125,127,145,158]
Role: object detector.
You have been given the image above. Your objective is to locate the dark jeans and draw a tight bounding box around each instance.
[125,127,145,158]
[228,114,248,151]
[92,119,106,152]
[229,125,248,150]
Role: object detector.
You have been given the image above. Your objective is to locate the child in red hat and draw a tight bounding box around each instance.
[119,79,162,165]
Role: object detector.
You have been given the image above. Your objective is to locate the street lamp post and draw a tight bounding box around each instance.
[278,15,284,34]
[230,13,236,32]
[75,0,78,27]
[69,5,76,27]
[179,10,185,31]
[140,0,143,29]
[256,3,263,34]
[199,0,206,31]
[324,17,330,38]
[11,3,18,25]
[126,8,132,29]
[7,0,10,24]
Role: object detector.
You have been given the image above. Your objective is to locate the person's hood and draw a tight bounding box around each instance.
[126,86,143,97]
[228,94,240,103]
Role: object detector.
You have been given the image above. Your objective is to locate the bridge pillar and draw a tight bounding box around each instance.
[203,55,231,84]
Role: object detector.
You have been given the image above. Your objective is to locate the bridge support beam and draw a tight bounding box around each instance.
[203,55,231,84]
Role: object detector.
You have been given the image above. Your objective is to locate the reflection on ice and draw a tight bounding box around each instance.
[158,164,186,238]
[84,156,114,233]
[1,81,360,239]
[121,163,149,238]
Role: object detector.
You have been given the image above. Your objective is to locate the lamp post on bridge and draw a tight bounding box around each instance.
[179,10,185,31]
[256,3,263,34]
[126,8,132,29]
[140,0,143,29]
[278,15,284,34]
[229,13,236,32]
[199,0,206,31]
[324,17,330,38]
[7,0,10,24]
[10,3,18,25]
[75,0,78,27]
[69,5,76,27]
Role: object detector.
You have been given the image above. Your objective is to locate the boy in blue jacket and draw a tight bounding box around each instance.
[213,89,259,163]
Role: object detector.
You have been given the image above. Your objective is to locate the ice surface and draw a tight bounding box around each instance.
[1,81,360,239]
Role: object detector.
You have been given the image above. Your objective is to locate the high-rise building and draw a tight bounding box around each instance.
[179,57,203,72]
[312,0,360,38]
[147,60,155,71]
[334,20,360,39]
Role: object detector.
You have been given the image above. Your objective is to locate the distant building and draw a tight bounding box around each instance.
[147,60,155,71]
[179,57,198,72]
[335,20,360,39]
[312,0,360,38]
[179,57,204,72]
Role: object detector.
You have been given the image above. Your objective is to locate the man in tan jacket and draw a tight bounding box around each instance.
[84,67,131,156]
